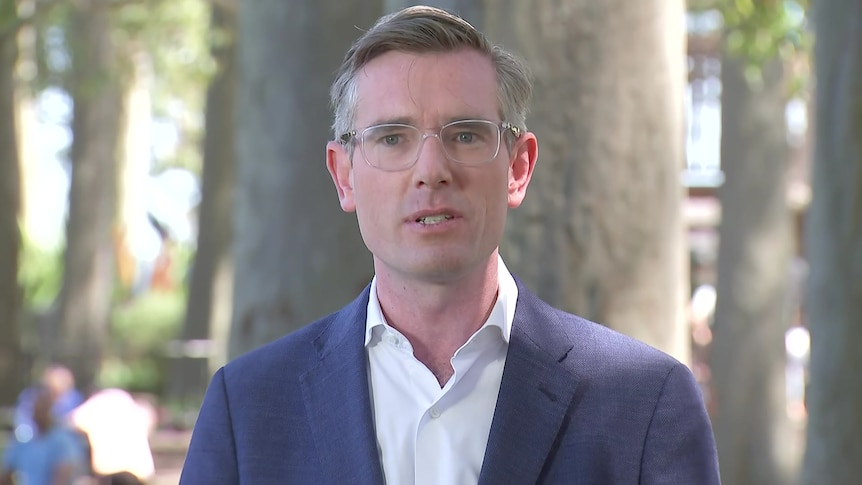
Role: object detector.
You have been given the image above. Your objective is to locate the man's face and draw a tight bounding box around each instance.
[327,49,537,284]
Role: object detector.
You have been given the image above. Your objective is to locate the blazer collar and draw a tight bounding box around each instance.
[299,279,581,485]
[479,278,581,484]
[299,284,385,484]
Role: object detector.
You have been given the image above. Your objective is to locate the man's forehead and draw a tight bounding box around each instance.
[353,50,499,126]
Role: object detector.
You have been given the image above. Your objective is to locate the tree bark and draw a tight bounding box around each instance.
[802,1,862,482]
[490,0,690,362]
[231,1,379,357]
[710,55,800,485]
[0,2,24,407]
[168,3,237,405]
[55,1,122,392]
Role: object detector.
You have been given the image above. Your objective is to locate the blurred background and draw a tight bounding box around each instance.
[0,0,859,483]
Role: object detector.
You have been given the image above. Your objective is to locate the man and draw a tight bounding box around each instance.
[68,388,156,483]
[181,6,720,484]
[2,387,85,485]
[12,364,83,444]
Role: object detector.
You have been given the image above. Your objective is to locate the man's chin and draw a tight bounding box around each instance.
[382,252,489,284]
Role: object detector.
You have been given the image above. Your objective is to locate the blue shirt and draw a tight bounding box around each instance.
[3,426,85,485]
[13,387,84,442]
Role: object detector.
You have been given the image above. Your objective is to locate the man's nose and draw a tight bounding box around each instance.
[412,133,452,187]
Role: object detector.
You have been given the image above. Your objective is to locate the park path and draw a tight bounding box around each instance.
[149,429,191,484]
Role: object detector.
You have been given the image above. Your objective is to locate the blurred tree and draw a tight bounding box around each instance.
[691,0,811,72]
[230,0,379,357]
[0,0,24,406]
[704,3,810,484]
[15,0,42,250]
[710,54,800,485]
[45,0,211,392]
[55,0,123,391]
[488,0,690,361]
[112,0,213,293]
[168,0,237,407]
[802,0,862,482]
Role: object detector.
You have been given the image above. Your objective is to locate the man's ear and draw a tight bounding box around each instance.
[326,140,356,212]
[507,132,538,208]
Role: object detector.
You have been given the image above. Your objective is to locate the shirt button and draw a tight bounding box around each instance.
[429,407,441,419]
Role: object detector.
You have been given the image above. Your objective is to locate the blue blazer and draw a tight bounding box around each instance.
[180,280,720,484]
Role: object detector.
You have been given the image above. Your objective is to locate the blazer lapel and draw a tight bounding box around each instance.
[479,283,581,485]
[300,286,385,484]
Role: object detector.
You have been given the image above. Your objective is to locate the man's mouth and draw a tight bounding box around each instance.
[417,215,454,225]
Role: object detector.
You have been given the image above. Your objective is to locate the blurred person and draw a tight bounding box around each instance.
[68,388,156,484]
[785,325,810,422]
[13,365,84,444]
[2,387,86,485]
[103,471,144,485]
[181,5,720,483]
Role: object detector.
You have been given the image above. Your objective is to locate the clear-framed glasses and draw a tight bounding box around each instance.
[339,119,522,172]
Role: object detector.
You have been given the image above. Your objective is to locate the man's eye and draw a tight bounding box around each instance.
[383,135,400,145]
[456,132,475,143]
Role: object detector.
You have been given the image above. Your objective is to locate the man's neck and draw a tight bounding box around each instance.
[374,256,500,385]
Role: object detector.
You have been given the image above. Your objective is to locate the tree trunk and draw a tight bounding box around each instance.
[15,0,41,247]
[710,55,800,485]
[490,0,690,362]
[0,4,24,407]
[56,2,122,392]
[231,1,379,357]
[802,1,862,482]
[168,3,237,406]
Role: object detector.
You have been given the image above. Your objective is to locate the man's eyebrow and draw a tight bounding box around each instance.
[366,116,415,126]
[444,116,496,124]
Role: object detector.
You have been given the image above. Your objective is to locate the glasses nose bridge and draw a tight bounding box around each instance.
[414,129,447,160]
[420,129,444,143]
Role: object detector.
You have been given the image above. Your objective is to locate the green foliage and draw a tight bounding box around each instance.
[721,0,810,64]
[17,236,63,310]
[127,0,216,101]
[0,0,18,41]
[99,357,163,393]
[102,288,187,394]
[112,289,185,352]
[114,0,215,173]
[23,0,214,172]
[22,2,73,91]
[691,0,812,92]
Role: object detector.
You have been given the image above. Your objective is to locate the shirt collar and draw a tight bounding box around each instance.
[364,254,518,346]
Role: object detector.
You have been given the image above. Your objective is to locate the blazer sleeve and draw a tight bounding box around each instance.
[179,367,239,484]
[640,363,721,484]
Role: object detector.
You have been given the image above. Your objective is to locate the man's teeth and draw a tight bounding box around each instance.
[418,215,453,224]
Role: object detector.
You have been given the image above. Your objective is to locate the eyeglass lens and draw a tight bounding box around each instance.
[360,120,500,170]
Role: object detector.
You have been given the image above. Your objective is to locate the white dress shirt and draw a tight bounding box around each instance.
[365,256,518,485]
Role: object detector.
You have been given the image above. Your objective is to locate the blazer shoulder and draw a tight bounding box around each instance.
[519,285,678,361]
[575,312,679,366]
[519,288,684,383]
[222,284,371,384]
[529,302,704,424]
[220,309,347,389]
